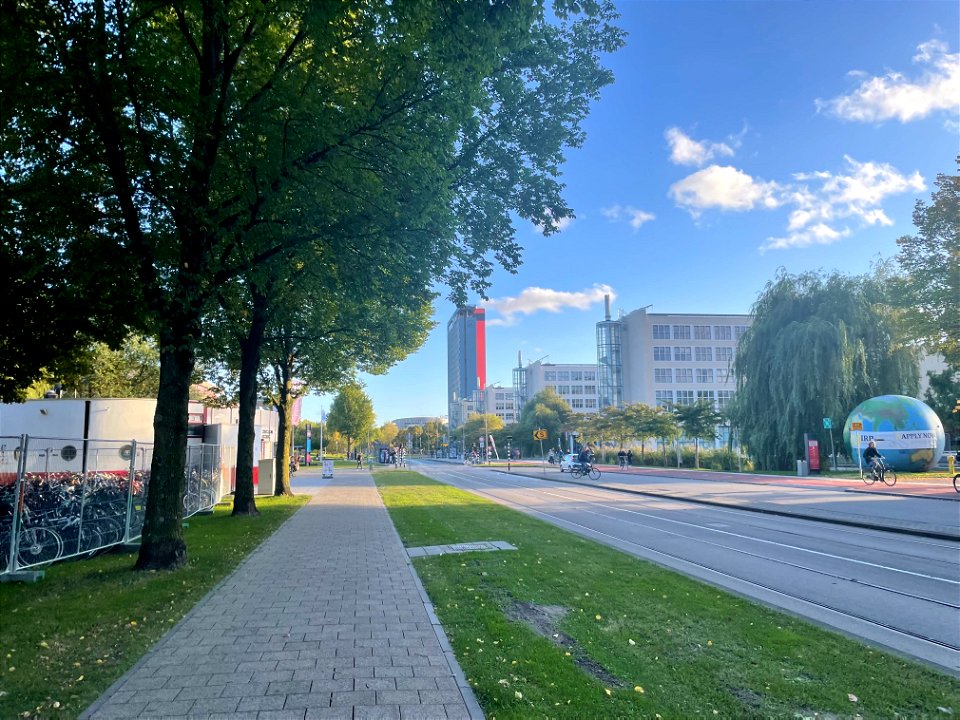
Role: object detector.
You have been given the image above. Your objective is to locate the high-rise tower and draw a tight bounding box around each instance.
[596,294,623,409]
[447,306,486,427]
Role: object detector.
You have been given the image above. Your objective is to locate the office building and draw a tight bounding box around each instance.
[447,306,486,427]
[521,360,601,414]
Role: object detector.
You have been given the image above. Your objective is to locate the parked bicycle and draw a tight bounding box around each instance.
[863,456,897,487]
[570,463,601,481]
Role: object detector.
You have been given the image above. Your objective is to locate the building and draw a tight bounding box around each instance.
[521,360,601,414]
[391,416,445,430]
[481,384,518,425]
[597,301,752,447]
[447,306,487,427]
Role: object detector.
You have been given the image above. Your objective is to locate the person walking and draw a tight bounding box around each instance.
[617,448,626,469]
[626,449,633,467]
[356,452,363,470]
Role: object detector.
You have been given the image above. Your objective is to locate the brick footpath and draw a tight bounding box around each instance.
[81,471,482,720]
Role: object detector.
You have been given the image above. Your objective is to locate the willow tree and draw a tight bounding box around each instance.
[731,270,919,470]
[5,1,623,568]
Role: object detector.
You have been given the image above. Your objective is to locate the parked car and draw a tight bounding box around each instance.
[559,453,578,471]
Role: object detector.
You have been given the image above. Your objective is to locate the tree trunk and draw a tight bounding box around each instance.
[233,294,268,517]
[135,331,194,570]
[273,365,295,496]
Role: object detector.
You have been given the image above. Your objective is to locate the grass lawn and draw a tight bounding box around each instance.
[0,494,308,720]
[375,469,960,719]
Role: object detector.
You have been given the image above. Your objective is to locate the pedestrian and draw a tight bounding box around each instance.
[617,448,626,469]
[627,449,633,467]
[356,452,363,469]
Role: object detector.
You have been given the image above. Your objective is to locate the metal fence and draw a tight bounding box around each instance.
[0,435,221,575]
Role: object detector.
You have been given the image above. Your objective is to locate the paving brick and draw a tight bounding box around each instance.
[238,695,287,712]
[304,708,352,720]
[355,705,401,720]
[398,705,449,720]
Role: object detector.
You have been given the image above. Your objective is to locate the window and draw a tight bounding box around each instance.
[675,368,693,383]
[696,368,714,383]
[673,324,691,339]
[694,325,712,340]
[584,385,596,394]
[544,371,557,381]
[714,325,732,340]
[718,390,734,409]
[695,346,713,362]
[571,398,584,409]
[584,370,596,381]
[652,324,670,339]
[655,390,673,408]
[558,385,570,394]
[495,392,505,401]
[558,371,570,381]
[654,346,671,361]
[675,390,694,406]
[571,370,583,381]
[716,368,731,383]
[571,385,583,395]
[697,390,715,406]
[673,346,692,361]
[716,346,733,361]
[734,325,749,339]
[585,398,598,409]
[654,368,673,383]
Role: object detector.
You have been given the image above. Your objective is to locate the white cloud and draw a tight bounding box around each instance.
[664,127,736,166]
[816,39,960,123]
[484,284,615,327]
[601,204,655,231]
[669,165,782,216]
[762,156,925,251]
[534,211,575,234]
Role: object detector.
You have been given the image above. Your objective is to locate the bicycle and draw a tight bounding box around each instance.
[570,463,601,481]
[863,457,897,487]
[953,473,959,493]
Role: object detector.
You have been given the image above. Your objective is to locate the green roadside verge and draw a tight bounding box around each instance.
[0,494,308,720]
[375,469,959,719]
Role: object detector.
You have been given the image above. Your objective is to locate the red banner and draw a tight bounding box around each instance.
[807,439,820,471]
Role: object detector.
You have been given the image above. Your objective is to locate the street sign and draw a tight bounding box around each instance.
[533,429,547,441]
[822,418,832,429]
[851,421,863,431]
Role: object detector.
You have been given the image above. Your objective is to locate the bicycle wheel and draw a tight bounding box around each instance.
[882,468,897,487]
[589,467,601,481]
[954,474,960,493]
[862,471,877,485]
[570,466,581,479]
[17,527,63,566]
[183,492,200,516]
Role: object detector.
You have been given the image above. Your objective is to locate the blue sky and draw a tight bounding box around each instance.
[304,0,959,425]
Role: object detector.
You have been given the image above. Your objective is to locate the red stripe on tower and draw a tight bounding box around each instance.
[474,307,486,391]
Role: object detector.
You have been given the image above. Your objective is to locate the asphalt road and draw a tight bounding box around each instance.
[410,460,960,677]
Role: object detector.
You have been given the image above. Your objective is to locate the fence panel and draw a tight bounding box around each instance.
[0,437,220,575]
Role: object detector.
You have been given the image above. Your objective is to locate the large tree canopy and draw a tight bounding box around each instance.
[3,0,623,568]
[731,270,919,471]
[326,384,375,457]
[894,166,960,367]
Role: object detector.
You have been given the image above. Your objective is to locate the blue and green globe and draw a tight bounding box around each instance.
[843,395,945,472]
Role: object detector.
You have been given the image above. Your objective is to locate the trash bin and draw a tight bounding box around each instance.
[796,460,808,477]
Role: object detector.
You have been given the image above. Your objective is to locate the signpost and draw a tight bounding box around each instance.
[507,436,513,472]
[822,418,835,471]
[851,421,864,474]
[533,429,547,473]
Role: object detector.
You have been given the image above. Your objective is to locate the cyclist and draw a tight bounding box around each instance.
[577,444,593,474]
[863,440,884,480]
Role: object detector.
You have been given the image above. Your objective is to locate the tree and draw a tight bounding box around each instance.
[5,1,623,569]
[894,166,960,366]
[460,413,505,452]
[377,422,401,447]
[621,403,669,462]
[924,368,960,438]
[516,388,572,456]
[731,270,919,471]
[326,385,375,457]
[672,401,723,469]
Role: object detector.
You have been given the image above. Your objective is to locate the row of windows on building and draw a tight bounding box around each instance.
[545,384,598,395]
[654,368,734,384]
[543,370,597,382]
[656,389,734,408]
[652,324,749,341]
[653,346,735,362]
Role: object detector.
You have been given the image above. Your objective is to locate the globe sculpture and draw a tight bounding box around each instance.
[843,395,945,472]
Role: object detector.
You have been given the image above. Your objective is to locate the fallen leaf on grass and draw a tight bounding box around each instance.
[634,686,644,693]
[628,639,636,646]
[515,691,523,700]
[605,688,612,696]
[848,694,858,703]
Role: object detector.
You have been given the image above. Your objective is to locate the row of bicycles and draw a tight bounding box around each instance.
[1,465,219,573]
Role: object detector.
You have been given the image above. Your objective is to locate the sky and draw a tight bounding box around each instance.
[303,0,959,426]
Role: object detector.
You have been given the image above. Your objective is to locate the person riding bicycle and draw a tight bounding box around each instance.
[863,440,884,479]
[577,444,593,473]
